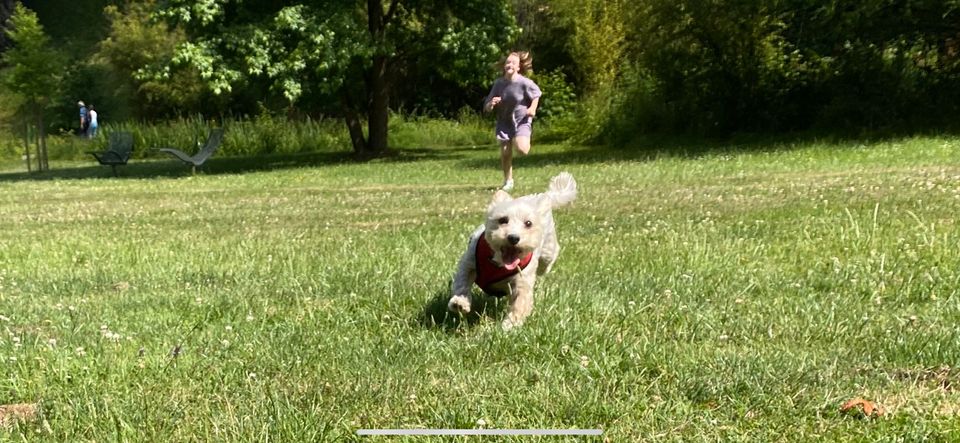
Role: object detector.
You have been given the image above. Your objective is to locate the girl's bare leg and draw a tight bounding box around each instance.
[514,136,531,155]
[500,140,513,183]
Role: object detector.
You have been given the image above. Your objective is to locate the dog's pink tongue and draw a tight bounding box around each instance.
[502,248,521,270]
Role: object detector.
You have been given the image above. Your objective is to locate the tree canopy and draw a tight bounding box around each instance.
[150,0,518,153]
[8,0,960,149]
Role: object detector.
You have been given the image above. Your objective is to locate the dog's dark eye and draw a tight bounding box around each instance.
[498,217,509,225]
[524,220,533,228]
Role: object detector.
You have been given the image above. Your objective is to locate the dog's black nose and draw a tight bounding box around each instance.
[507,234,520,245]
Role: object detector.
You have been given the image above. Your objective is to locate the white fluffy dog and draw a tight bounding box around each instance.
[448,172,578,330]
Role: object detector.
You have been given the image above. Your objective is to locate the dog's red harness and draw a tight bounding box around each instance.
[474,234,533,296]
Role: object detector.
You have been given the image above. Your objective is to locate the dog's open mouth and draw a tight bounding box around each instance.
[500,246,523,270]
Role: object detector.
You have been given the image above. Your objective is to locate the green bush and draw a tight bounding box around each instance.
[530,69,576,122]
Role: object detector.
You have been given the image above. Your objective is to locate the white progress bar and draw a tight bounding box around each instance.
[357,429,603,436]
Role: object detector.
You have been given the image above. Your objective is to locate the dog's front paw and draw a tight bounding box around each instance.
[448,295,472,314]
[501,316,524,331]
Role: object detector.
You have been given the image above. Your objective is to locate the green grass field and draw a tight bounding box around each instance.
[1,136,959,441]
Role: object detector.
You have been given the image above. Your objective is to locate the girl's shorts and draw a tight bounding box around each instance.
[495,116,533,142]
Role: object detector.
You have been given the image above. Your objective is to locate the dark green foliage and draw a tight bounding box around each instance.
[21,0,113,56]
[94,1,210,120]
[511,0,577,85]
[597,0,960,141]
[13,0,960,147]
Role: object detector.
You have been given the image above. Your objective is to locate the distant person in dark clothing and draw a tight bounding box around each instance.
[78,101,88,135]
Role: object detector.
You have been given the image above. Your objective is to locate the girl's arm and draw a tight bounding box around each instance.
[485,96,501,113]
[526,79,542,117]
[484,80,501,113]
[527,96,540,117]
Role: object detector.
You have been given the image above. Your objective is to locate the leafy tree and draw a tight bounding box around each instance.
[567,0,625,94]
[627,0,795,134]
[153,0,518,155]
[510,0,575,74]
[2,3,64,171]
[95,0,206,119]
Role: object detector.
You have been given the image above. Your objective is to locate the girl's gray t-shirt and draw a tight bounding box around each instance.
[484,75,542,135]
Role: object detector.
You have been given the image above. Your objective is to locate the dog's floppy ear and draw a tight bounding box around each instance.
[491,189,512,204]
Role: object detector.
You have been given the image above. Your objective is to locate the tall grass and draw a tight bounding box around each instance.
[109,115,353,159]
[0,111,576,168]
[1,115,352,163]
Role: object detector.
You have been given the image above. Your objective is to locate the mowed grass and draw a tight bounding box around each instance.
[1,136,960,441]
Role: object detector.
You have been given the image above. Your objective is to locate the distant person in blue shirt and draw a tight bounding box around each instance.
[78,101,88,135]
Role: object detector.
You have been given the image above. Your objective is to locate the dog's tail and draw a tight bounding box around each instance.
[546,172,577,207]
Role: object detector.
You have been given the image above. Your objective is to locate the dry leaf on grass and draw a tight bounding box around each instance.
[840,398,885,417]
[0,403,38,428]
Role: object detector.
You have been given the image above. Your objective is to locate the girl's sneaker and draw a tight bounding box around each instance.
[501,179,514,191]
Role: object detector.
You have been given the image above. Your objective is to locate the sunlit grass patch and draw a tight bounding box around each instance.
[0,135,959,440]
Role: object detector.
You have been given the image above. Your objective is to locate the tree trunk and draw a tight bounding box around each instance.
[23,122,31,173]
[37,112,47,171]
[367,54,390,153]
[363,0,392,155]
[340,94,367,153]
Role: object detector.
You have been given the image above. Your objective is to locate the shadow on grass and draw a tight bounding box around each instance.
[5,130,938,182]
[458,130,960,170]
[416,289,506,333]
[0,145,488,183]
[0,151,353,182]
[454,136,743,171]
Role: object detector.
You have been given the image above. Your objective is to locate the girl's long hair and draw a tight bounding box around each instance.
[511,51,533,75]
[496,51,533,75]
